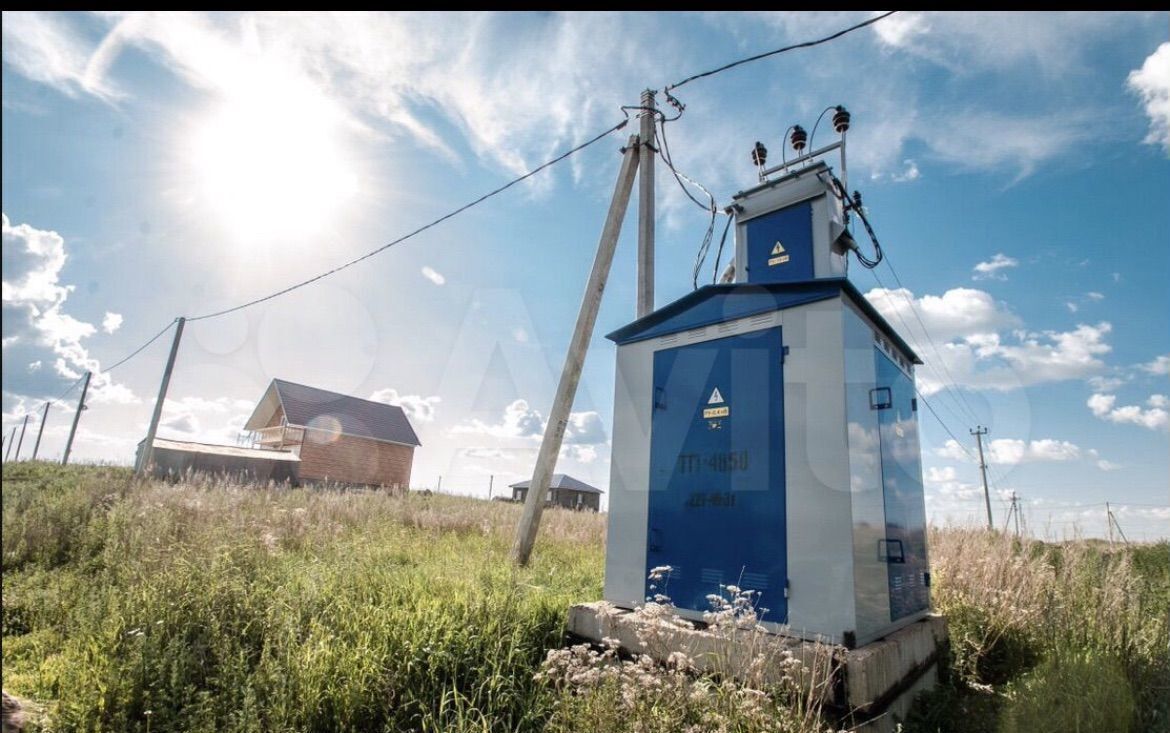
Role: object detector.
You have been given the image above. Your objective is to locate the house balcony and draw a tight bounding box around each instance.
[254,425,305,450]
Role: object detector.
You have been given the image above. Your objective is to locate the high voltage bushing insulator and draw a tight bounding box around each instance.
[751,141,768,167]
[790,125,807,152]
[833,105,851,134]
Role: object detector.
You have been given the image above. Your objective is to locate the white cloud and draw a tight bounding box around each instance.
[1127,42,1170,152]
[1096,459,1122,471]
[986,438,1081,465]
[102,312,123,333]
[1147,394,1168,408]
[453,398,544,439]
[873,11,930,49]
[972,253,1018,281]
[461,446,513,460]
[421,266,446,286]
[1087,393,1169,430]
[1141,355,1170,376]
[2,213,136,404]
[925,465,957,483]
[1086,292,1105,302]
[369,387,441,422]
[891,159,920,182]
[938,437,1085,465]
[865,286,1110,394]
[512,327,529,344]
[864,286,1018,343]
[452,399,606,448]
[158,395,254,443]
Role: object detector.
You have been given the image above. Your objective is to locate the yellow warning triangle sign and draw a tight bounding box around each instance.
[771,241,786,255]
[708,387,724,404]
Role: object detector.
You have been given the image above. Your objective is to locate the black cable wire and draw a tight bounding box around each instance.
[186,119,630,322]
[102,319,178,374]
[806,106,837,157]
[711,213,735,284]
[666,12,898,92]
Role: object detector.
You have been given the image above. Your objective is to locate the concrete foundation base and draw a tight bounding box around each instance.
[567,602,946,732]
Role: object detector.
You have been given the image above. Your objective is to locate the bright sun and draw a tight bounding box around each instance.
[191,80,358,243]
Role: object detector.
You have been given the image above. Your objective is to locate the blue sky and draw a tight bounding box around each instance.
[3,11,1167,539]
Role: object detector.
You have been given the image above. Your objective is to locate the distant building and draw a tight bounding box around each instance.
[243,379,421,489]
[510,473,603,512]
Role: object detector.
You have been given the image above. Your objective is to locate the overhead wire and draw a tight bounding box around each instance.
[185,118,631,322]
[102,319,179,375]
[666,12,898,92]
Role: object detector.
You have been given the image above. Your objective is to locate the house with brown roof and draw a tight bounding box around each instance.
[243,379,421,489]
[510,474,603,512]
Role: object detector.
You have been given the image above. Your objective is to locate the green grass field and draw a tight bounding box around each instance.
[2,463,1167,732]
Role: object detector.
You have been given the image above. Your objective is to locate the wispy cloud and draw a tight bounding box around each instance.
[972,253,1018,281]
[420,266,446,286]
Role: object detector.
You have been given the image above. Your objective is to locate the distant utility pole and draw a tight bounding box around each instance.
[437,475,443,493]
[3,427,14,462]
[488,474,494,500]
[137,318,185,476]
[513,134,641,567]
[637,89,656,319]
[32,401,50,460]
[62,371,92,466]
[1105,502,1129,546]
[971,426,993,531]
[15,414,30,462]
[1003,491,1021,537]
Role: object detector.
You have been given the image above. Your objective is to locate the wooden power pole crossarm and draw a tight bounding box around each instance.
[511,135,641,567]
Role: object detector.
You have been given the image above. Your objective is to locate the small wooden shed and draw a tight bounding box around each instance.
[510,473,603,512]
[244,379,420,489]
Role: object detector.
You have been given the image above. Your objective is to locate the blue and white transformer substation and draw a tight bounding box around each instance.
[603,122,930,648]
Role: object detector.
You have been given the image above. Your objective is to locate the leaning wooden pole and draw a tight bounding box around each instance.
[137,318,184,476]
[511,135,641,567]
[32,401,50,460]
[61,371,91,465]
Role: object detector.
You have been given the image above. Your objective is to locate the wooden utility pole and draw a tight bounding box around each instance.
[488,474,494,500]
[32,402,50,460]
[4,426,15,462]
[137,318,184,475]
[14,414,30,461]
[637,90,656,319]
[512,135,641,567]
[62,371,91,465]
[971,426,993,531]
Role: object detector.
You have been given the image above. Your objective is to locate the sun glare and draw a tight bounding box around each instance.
[191,80,358,243]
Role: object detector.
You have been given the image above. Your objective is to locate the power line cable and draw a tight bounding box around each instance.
[103,319,178,374]
[666,12,898,92]
[878,250,985,425]
[866,266,977,432]
[186,119,631,322]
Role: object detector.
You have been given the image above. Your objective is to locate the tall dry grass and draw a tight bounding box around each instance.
[919,526,1168,732]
